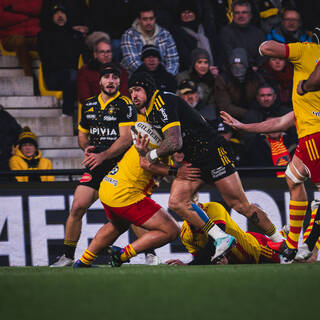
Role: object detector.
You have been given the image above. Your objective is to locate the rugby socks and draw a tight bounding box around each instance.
[64,240,77,259]
[120,244,137,262]
[79,249,97,266]
[286,200,308,249]
[303,203,320,251]
[266,225,283,242]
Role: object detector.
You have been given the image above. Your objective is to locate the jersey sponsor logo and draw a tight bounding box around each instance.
[159,107,168,121]
[127,105,133,119]
[104,176,118,186]
[103,115,117,121]
[86,114,96,120]
[80,172,92,183]
[86,102,98,106]
[210,166,226,179]
[90,127,117,136]
[312,111,320,117]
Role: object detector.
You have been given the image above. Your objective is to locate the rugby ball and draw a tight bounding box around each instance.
[131,121,162,150]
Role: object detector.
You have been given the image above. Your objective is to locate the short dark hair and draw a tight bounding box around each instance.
[232,0,252,13]
[136,1,155,18]
[257,83,276,95]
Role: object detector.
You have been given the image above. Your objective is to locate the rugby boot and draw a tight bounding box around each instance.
[145,253,162,265]
[211,234,236,264]
[73,259,92,268]
[267,240,297,264]
[50,254,73,267]
[294,242,313,261]
[107,246,130,267]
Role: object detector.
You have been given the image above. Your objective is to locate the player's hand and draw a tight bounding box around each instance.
[82,151,105,170]
[177,162,201,181]
[297,80,306,96]
[84,145,95,156]
[165,259,185,266]
[134,132,149,157]
[220,111,244,131]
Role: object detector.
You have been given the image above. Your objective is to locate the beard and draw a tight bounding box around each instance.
[101,84,119,96]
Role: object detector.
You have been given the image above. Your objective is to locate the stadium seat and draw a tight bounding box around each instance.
[0,40,39,59]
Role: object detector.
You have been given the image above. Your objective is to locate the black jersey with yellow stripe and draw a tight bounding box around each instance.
[145,90,218,163]
[78,91,137,150]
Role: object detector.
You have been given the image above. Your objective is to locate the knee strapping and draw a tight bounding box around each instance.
[285,164,307,184]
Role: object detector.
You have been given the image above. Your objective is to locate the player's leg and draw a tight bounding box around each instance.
[169,178,236,261]
[50,185,98,267]
[214,171,283,242]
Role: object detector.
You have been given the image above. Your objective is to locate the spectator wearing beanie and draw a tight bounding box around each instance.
[9,127,54,182]
[132,44,177,93]
[176,48,224,112]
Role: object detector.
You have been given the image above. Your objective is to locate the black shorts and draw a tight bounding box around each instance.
[79,158,119,190]
[193,136,236,184]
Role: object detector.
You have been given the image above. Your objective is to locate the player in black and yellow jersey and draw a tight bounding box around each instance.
[127,72,284,251]
[51,63,137,267]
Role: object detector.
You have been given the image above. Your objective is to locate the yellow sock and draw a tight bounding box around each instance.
[120,244,137,262]
[286,200,308,249]
[303,205,318,243]
[80,249,97,265]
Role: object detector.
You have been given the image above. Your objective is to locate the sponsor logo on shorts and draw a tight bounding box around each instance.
[312,111,320,117]
[80,173,92,183]
[210,166,226,179]
[104,176,118,186]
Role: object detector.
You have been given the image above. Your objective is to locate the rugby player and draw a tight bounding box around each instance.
[221,28,320,263]
[127,72,284,254]
[166,198,280,266]
[51,63,136,267]
[73,124,205,267]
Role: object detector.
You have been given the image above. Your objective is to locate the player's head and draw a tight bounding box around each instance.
[99,63,120,96]
[312,27,320,45]
[128,72,157,110]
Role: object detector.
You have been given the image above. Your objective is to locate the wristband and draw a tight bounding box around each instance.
[168,166,178,176]
[147,149,158,163]
[300,80,308,94]
[258,41,268,56]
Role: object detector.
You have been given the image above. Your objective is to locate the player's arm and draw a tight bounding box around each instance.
[83,125,132,170]
[78,130,90,151]
[297,63,320,95]
[220,111,294,133]
[259,40,287,58]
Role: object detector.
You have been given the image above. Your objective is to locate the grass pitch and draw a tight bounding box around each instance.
[1,263,320,320]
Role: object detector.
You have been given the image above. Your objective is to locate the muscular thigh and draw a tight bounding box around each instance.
[141,208,178,232]
[169,178,203,205]
[72,185,98,209]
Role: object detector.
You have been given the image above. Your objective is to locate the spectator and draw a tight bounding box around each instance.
[171,0,222,71]
[266,8,311,43]
[77,38,129,105]
[246,126,297,178]
[176,48,222,111]
[220,0,265,70]
[242,84,294,145]
[177,79,217,128]
[217,48,261,119]
[121,3,179,76]
[9,127,54,182]
[0,0,42,76]
[41,0,89,36]
[297,0,320,33]
[133,44,177,93]
[37,3,86,116]
[259,57,293,107]
[89,0,136,63]
[0,105,22,182]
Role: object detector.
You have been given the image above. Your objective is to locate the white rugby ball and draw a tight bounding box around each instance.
[131,121,162,150]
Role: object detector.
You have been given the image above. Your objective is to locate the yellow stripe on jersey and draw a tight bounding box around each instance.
[119,96,132,104]
[98,91,120,110]
[154,99,160,111]
[157,95,165,106]
[146,90,160,116]
[162,121,181,133]
[78,124,89,133]
[119,121,135,127]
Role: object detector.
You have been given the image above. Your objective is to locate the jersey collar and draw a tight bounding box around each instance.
[145,90,159,117]
[98,91,120,110]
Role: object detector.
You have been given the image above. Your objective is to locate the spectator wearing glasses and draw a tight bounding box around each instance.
[220,0,265,71]
[77,38,129,105]
[266,8,311,44]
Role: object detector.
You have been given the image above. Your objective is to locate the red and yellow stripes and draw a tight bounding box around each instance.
[286,200,308,249]
[305,138,320,161]
[120,244,137,262]
[80,249,97,265]
[303,205,320,242]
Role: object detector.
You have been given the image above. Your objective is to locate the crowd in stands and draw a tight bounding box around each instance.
[1,0,317,181]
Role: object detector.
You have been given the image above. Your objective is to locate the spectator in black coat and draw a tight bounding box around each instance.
[37,3,86,116]
[133,45,177,93]
[0,105,22,181]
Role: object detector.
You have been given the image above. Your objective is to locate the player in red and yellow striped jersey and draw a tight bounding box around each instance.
[166,200,280,265]
[221,31,320,262]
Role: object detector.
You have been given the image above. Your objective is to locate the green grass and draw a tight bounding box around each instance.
[1,263,320,320]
